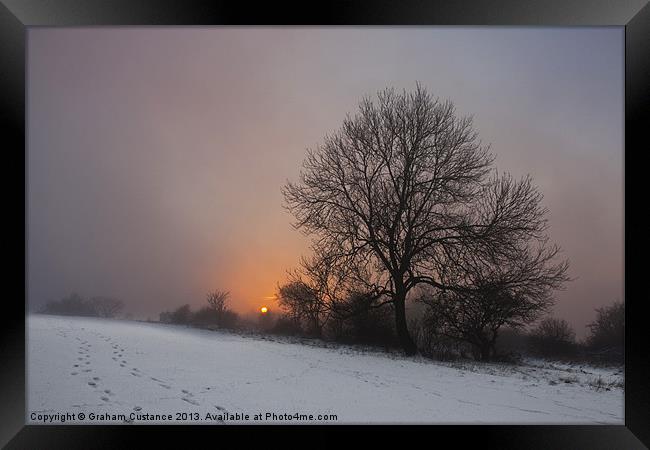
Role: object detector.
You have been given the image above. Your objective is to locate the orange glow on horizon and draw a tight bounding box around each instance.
[260,306,269,314]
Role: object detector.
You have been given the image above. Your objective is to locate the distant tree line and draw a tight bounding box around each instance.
[40,293,124,318]
[272,250,570,359]
[428,300,623,363]
[159,290,239,330]
[521,301,623,363]
[273,283,624,364]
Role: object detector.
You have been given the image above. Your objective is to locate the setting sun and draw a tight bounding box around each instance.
[260,306,268,314]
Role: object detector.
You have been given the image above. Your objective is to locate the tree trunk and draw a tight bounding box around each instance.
[312,318,322,338]
[394,291,418,356]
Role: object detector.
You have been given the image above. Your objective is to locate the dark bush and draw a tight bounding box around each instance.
[327,292,397,348]
[528,317,577,358]
[270,314,303,336]
[89,296,124,318]
[219,309,239,329]
[585,301,624,363]
[191,306,218,326]
[494,327,528,357]
[411,316,467,360]
[170,304,192,325]
[41,293,123,318]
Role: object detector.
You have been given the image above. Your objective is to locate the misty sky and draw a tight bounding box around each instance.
[27,27,623,336]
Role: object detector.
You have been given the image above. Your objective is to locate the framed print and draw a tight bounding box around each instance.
[1,0,648,448]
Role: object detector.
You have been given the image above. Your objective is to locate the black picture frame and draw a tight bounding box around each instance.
[2,1,647,448]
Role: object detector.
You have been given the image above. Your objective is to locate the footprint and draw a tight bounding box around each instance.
[101,396,110,401]
[182,397,199,406]
[159,384,171,389]
[83,369,92,373]
[71,372,78,375]
[133,406,142,411]
[93,377,100,381]
[88,381,97,386]
[104,389,112,395]
[120,364,126,367]
[131,372,141,377]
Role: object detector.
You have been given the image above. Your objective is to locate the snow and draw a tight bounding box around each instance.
[27,314,623,424]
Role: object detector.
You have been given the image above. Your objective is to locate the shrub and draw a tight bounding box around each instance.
[170,304,192,325]
[205,290,239,329]
[411,316,467,360]
[585,301,624,363]
[528,317,577,358]
[270,314,303,336]
[219,309,239,329]
[191,306,218,326]
[40,293,123,318]
[88,297,124,318]
[327,292,397,348]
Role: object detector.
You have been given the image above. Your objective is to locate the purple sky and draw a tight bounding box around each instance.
[27,27,623,336]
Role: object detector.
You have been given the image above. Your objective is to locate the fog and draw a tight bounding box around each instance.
[27,27,623,336]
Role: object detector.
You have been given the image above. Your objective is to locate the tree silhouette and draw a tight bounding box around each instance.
[277,253,345,338]
[586,300,624,356]
[207,290,229,311]
[284,84,569,355]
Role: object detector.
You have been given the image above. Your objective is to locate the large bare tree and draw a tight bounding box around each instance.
[283,85,568,355]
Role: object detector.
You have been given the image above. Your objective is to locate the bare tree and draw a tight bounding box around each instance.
[207,289,229,317]
[284,84,568,355]
[277,280,318,333]
[206,290,239,328]
[277,253,344,337]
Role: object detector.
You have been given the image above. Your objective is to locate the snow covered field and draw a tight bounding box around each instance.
[27,314,624,424]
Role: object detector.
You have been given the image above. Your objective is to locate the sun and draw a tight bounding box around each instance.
[260,306,269,314]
